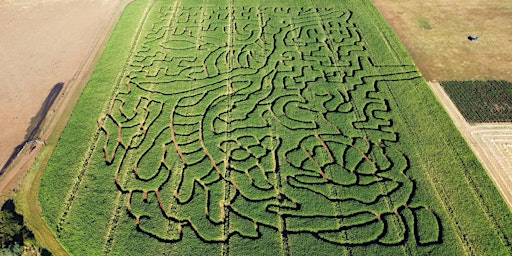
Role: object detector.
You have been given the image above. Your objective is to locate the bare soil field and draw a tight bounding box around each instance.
[429,82,512,211]
[372,0,512,82]
[0,0,128,198]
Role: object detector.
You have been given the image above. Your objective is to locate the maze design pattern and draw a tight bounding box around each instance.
[99,5,440,245]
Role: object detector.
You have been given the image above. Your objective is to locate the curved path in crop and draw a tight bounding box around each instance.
[74,5,437,251]
[429,82,512,211]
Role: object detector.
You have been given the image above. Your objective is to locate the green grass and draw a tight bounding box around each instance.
[418,18,433,30]
[39,0,512,255]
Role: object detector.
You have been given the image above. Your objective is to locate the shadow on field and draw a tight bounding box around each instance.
[1,82,64,175]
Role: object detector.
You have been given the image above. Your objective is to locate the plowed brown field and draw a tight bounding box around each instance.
[0,0,129,198]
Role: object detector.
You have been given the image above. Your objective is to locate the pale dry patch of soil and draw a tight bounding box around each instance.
[372,0,512,82]
[429,82,512,211]
[0,0,129,198]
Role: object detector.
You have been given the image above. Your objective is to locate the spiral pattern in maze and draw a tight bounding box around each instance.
[99,5,440,245]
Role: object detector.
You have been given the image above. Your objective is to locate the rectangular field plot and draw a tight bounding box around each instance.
[441,80,512,123]
[39,0,512,255]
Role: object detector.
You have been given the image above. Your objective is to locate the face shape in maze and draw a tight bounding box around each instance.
[100,6,439,245]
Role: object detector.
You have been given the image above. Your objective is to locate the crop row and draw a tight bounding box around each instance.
[441,80,512,123]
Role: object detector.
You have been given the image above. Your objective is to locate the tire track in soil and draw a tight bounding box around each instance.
[222,2,234,255]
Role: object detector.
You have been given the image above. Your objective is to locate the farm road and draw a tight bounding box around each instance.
[429,82,512,211]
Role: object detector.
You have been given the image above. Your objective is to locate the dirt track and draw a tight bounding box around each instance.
[429,82,512,211]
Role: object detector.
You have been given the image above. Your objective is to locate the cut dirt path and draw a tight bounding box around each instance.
[429,82,512,211]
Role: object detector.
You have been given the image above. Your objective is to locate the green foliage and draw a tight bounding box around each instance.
[0,243,24,256]
[0,200,48,255]
[418,18,433,30]
[0,210,24,249]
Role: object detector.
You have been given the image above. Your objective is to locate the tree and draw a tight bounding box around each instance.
[0,200,28,248]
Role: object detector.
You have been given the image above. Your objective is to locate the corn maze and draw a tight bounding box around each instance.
[39,1,512,255]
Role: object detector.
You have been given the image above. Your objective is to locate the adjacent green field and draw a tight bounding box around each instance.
[441,80,512,123]
[39,0,512,255]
